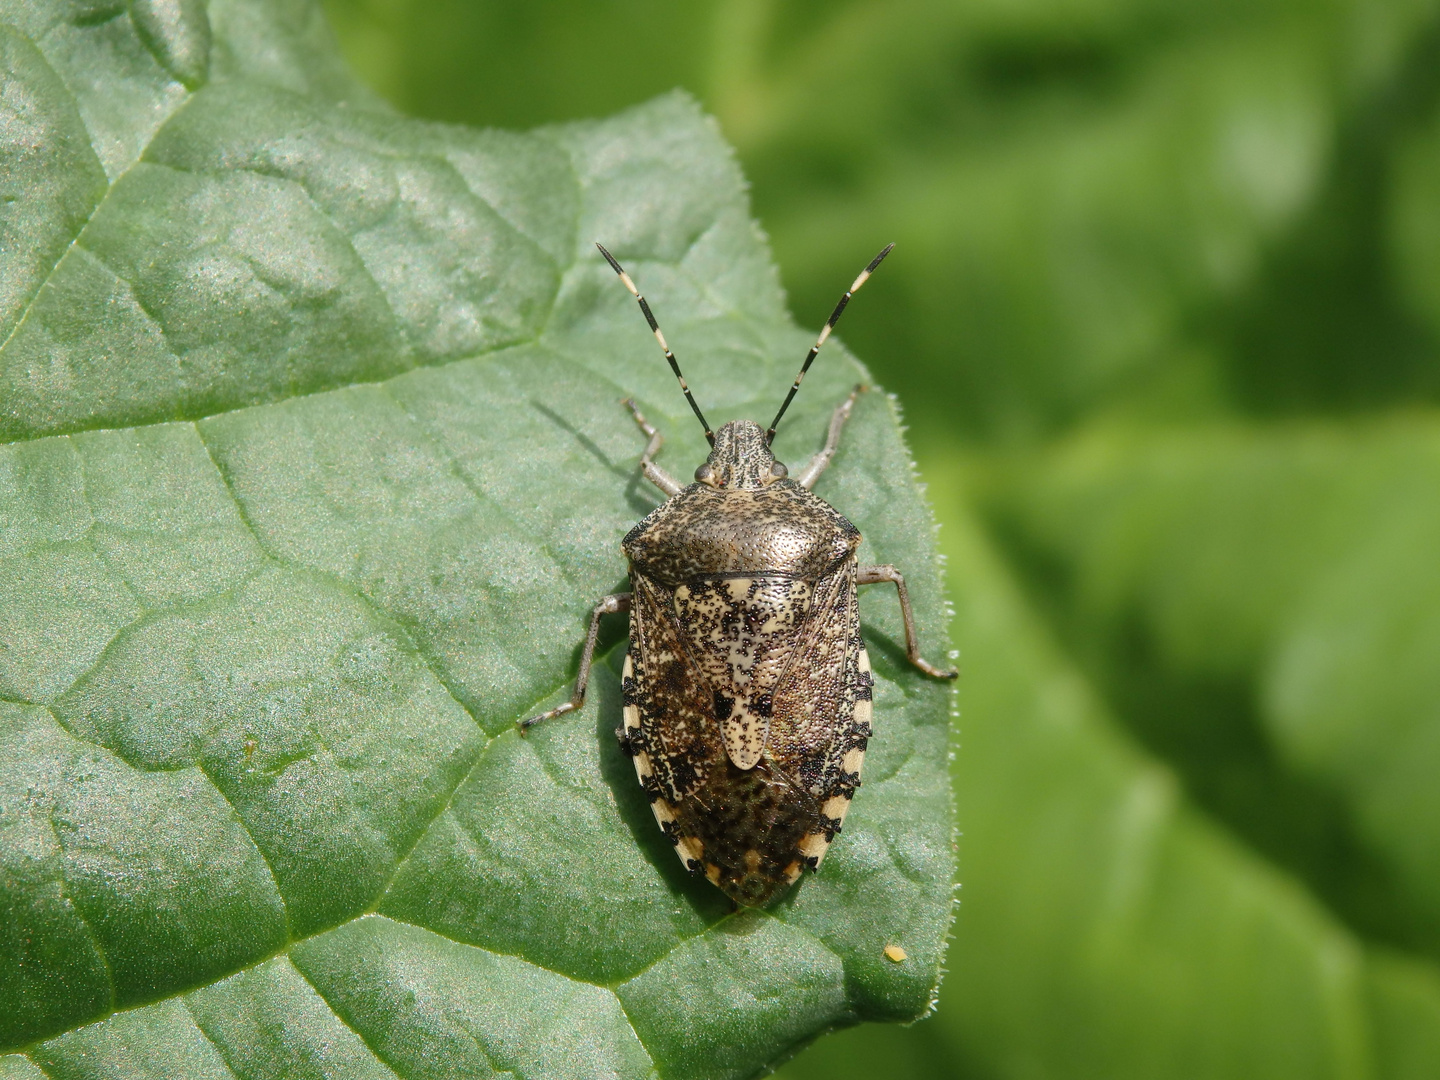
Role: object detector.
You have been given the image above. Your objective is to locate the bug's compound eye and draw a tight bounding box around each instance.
[769,461,788,480]
[694,463,715,483]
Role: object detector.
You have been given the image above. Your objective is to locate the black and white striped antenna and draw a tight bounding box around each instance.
[597,243,715,446]
[765,243,894,444]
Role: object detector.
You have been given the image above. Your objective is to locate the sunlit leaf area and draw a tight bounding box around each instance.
[321,0,1440,1077]
[4,0,1440,1075]
[0,1,952,1077]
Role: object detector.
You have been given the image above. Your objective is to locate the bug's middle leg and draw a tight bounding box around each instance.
[796,384,867,490]
[857,564,958,679]
[621,398,683,497]
[520,591,632,731]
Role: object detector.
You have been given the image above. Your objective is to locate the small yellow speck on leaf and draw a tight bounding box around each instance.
[884,945,907,963]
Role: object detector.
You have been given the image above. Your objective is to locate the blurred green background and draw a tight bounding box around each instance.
[320,0,1440,1076]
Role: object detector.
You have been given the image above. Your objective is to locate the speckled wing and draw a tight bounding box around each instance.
[620,573,726,879]
[766,561,872,878]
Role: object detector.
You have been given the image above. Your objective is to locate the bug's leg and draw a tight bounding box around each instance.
[857,565,958,679]
[796,384,868,490]
[520,592,633,732]
[621,398,683,497]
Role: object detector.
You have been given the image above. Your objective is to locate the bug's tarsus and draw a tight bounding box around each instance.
[796,383,869,490]
[856,564,959,679]
[519,591,633,733]
[597,243,715,446]
[766,243,894,445]
[622,398,683,497]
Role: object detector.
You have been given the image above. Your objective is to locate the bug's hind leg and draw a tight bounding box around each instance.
[520,592,633,731]
[796,385,867,490]
[622,399,683,497]
[857,565,958,679]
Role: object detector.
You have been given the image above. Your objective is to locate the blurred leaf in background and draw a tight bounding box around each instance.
[324,0,1440,1076]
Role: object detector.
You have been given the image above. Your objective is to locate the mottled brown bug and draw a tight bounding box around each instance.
[522,243,956,907]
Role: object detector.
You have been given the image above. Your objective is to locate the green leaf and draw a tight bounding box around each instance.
[0,1,955,1075]
[739,0,1440,437]
[980,419,1440,939]
[785,469,1440,1080]
[1390,101,1440,345]
[307,0,1440,1075]
[323,0,1440,436]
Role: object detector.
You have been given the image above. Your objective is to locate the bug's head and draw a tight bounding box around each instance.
[693,420,789,490]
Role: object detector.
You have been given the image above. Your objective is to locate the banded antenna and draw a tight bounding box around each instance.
[597,243,715,446]
[765,243,894,444]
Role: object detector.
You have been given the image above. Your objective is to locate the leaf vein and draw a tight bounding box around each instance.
[0,75,201,365]
[367,737,496,911]
[372,380,587,599]
[47,565,271,708]
[194,761,292,938]
[288,959,417,1080]
[179,998,245,1080]
[39,788,118,1014]
[139,157,411,360]
[193,423,489,736]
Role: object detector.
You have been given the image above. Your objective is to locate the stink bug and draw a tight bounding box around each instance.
[522,243,957,907]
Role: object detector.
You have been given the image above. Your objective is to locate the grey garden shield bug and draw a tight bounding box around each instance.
[523,243,957,907]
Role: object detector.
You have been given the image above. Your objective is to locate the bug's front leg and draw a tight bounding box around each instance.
[621,399,683,497]
[519,592,632,731]
[796,384,867,490]
[857,565,958,679]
